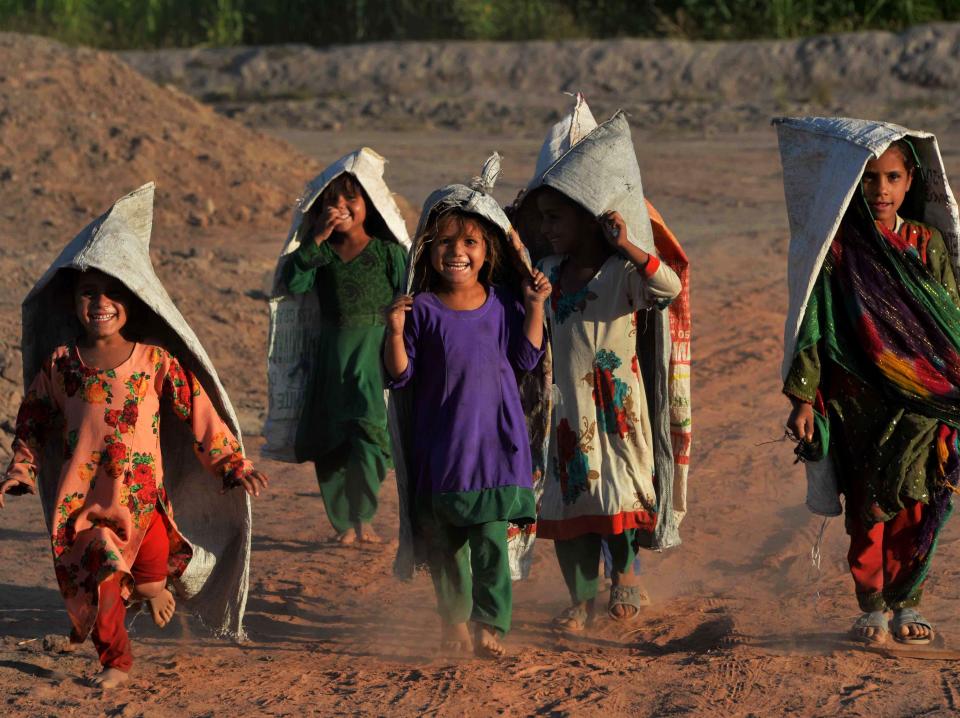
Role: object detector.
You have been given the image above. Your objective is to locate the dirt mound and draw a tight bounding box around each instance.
[0,32,320,241]
[121,24,960,133]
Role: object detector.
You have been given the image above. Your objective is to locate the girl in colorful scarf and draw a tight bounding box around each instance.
[281,150,409,545]
[783,130,960,646]
[384,157,550,658]
[514,104,684,632]
[0,185,268,688]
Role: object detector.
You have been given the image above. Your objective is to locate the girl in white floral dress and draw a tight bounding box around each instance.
[532,190,680,630]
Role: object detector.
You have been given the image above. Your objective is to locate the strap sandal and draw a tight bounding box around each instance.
[607,584,649,621]
[891,607,934,645]
[851,611,889,644]
[552,604,592,633]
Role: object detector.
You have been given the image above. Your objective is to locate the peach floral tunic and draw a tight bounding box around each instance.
[5,343,254,638]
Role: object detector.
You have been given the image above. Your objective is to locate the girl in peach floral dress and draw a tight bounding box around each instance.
[1,247,268,688]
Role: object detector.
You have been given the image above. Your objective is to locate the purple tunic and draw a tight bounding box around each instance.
[388,285,543,506]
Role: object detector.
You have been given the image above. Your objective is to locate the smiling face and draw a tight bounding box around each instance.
[321,174,368,235]
[861,146,914,230]
[428,213,489,290]
[74,270,131,341]
[535,188,597,254]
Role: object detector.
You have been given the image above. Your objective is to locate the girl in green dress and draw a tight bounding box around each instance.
[285,163,408,544]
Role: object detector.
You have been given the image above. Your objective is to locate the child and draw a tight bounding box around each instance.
[778,118,960,646]
[275,148,409,545]
[0,183,268,688]
[383,155,550,657]
[513,100,686,632]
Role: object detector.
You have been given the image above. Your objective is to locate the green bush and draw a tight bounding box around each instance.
[1,0,958,48]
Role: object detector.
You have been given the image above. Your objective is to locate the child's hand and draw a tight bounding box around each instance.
[0,477,35,509]
[786,400,815,442]
[315,205,348,245]
[385,295,413,336]
[523,270,552,306]
[222,470,269,498]
[600,211,635,252]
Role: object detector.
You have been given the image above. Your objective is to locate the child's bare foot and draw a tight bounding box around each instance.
[148,588,176,628]
[91,667,129,689]
[358,524,382,544]
[474,624,506,659]
[851,611,889,644]
[440,622,473,654]
[332,528,357,545]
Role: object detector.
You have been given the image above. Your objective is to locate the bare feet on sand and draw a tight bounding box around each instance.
[358,524,382,544]
[91,667,129,689]
[333,528,357,545]
[474,624,505,659]
[441,622,473,654]
[148,588,176,628]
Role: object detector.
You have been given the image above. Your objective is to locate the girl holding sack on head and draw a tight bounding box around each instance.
[777,117,960,646]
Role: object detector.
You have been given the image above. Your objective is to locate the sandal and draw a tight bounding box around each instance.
[891,608,934,645]
[607,584,649,621]
[552,604,593,633]
[851,611,889,644]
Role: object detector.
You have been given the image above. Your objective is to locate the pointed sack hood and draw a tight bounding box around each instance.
[774,116,960,380]
[406,152,514,291]
[272,146,410,291]
[21,182,253,639]
[263,148,411,461]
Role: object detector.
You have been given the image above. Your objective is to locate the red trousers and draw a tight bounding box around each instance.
[847,496,926,612]
[91,509,170,671]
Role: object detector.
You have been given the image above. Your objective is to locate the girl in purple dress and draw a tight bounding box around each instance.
[383,164,550,658]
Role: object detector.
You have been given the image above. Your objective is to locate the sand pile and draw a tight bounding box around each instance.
[122,23,960,133]
[0,32,320,242]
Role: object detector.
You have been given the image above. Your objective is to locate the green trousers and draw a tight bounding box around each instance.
[422,516,513,635]
[554,530,637,603]
[314,435,388,534]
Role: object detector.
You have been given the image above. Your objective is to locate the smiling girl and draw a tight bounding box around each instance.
[383,163,550,658]
[1,267,268,689]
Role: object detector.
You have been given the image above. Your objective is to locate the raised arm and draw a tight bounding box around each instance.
[383,295,415,384]
[602,210,681,307]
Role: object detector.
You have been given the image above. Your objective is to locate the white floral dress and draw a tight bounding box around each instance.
[537,253,681,540]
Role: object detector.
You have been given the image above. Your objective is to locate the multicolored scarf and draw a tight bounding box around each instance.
[797,203,960,562]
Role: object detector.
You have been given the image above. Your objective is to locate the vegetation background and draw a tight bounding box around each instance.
[0,0,958,49]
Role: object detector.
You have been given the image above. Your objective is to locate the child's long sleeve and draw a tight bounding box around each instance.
[284,240,334,295]
[626,255,682,309]
[159,352,254,488]
[5,360,60,492]
[504,293,545,374]
[384,305,419,390]
[783,344,821,404]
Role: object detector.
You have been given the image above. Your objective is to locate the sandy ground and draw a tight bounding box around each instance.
[3,31,960,717]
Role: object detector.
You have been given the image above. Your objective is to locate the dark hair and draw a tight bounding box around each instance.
[303,172,391,241]
[414,209,501,292]
[517,186,604,262]
[888,138,925,222]
[887,139,918,177]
